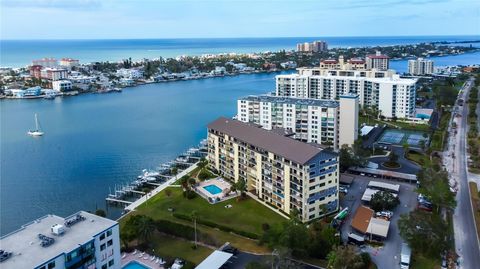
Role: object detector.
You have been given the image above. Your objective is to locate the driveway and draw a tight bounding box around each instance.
[368,146,421,175]
[339,174,418,269]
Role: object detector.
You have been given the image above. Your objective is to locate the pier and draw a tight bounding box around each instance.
[105,198,133,205]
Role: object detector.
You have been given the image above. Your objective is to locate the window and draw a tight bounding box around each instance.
[108,260,115,267]
[100,233,106,240]
[48,262,55,269]
[107,230,112,237]
[107,239,113,247]
[102,265,107,269]
[100,243,106,251]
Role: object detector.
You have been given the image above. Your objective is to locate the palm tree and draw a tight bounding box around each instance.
[136,216,156,244]
[191,210,198,248]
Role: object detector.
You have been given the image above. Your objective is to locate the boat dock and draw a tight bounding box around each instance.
[105,139,207,211]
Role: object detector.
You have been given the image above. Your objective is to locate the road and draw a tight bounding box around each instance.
[444,77,480,268]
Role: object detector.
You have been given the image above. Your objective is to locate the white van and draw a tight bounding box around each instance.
[400,243,412,269]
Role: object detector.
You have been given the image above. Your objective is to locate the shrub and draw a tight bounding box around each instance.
[172,213,260,239]
[198,169,214,180]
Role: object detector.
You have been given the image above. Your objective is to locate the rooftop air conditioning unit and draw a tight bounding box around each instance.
[51,224,65,236]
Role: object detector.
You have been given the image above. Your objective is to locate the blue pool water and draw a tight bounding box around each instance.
[203,184,222,195]
[122,261,151,269]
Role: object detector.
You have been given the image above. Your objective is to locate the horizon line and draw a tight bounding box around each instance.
[1,34,480,42]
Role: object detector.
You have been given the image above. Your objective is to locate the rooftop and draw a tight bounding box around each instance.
[240,95,339,108]
[367,217,390,238]
[195,250,233,269]
[351,206,374,233]
[208,117,336,165]
[0,211,117,269]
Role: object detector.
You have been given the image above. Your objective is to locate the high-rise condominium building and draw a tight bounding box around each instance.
[276,73,416,119]
[0,211,121,269]
[297,40,328,53]
[366,51,390,71]
[408,58,434,75]
[236,94,358,148]
[207,117,339,222]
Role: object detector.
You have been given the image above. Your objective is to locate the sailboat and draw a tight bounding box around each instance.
[28,113,44,136]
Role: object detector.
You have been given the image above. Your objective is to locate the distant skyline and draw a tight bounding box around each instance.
[1,0,479,40]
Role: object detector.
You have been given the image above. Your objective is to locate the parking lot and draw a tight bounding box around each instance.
[339,173,418,269]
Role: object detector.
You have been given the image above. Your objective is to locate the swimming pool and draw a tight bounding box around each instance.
[122,261,151,269]
[203,184,222,195]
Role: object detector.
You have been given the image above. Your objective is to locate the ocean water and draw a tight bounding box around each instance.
[1,37,480,235]
[1,36,479,67]
[0,71,282,235]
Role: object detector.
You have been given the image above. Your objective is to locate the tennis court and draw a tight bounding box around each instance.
[377,129,429,147]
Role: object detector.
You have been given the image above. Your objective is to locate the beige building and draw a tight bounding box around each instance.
[408,58,434,75]
[276,73,416,119]
[237,94,359,149]
[207,117,339,222]
[297,40,328,53]
[338,95,359,147]
[366,51,390,71]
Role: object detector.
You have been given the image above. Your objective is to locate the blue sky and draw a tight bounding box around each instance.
[1,0,479,39]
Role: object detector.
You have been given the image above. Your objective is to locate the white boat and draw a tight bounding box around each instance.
[28,113,44,136]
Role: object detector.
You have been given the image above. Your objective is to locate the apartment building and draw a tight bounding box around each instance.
[236,94,358,148]
[276,73,416,118]
[298,56,395,78]
[207,117,339,222]
[366,51,390,71]
[0,211,121,269]
[408,58,434,75]
[297,40,328,53]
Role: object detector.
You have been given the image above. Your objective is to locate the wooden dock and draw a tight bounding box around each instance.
[106,198,133,205]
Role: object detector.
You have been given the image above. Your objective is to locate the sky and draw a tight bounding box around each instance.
[1,0,479,39]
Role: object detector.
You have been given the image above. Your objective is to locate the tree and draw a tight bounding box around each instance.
[121,215,156,247]
[369,191,400,212]
[235,179,247,199]
[136,215,156,244]
[399,210,449,258]
[417,168,456,212]
[95,209,106,217]
[339,144,367,171]
[327,245,367,269]
[388,151,399,163]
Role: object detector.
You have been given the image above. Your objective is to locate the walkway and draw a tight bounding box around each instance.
[124,162,199,212]
[368,146,421,175]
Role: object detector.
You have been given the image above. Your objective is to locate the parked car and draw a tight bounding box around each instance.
[222,245,238,255]
[375,211,393,220]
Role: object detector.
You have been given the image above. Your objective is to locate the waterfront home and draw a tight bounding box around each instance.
[52,80,73,92]
[10,86,42,98]
[116,68,144,79]
[120,78,135,86]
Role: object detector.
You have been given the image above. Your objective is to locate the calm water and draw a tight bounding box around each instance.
[0,72,281,235]
[1,37,480,235]
[1,36,479,67]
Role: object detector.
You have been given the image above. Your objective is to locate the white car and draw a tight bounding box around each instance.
[375,211,393,219]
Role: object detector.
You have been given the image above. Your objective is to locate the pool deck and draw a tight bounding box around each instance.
[122,250,166,269]
[195,178,238,204]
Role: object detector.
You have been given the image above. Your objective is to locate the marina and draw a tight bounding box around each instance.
[105,139,208,212]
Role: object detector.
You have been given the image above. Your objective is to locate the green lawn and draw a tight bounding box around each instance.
[406,150,431,166]
[411,253,440,269]
[150,233,213,266]
[136,187,286,236]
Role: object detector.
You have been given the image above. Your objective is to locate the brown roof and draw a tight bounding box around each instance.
[367,54,389,59]
[351,206,374,233]
[208,117,332,165]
